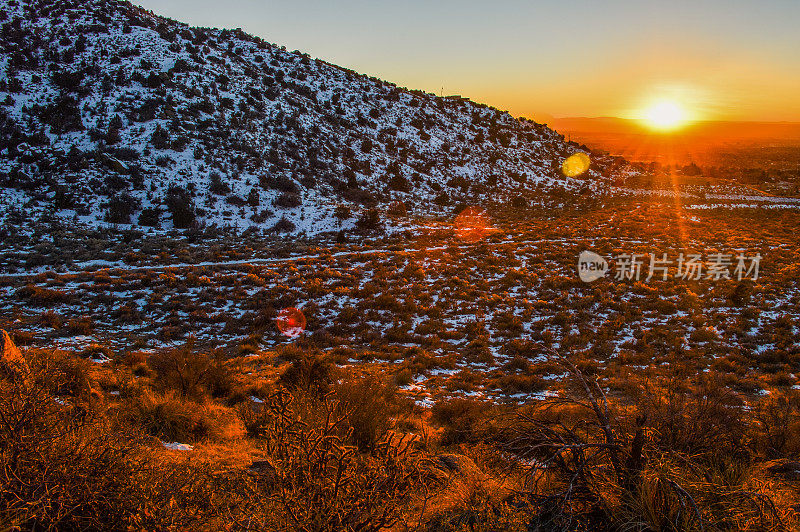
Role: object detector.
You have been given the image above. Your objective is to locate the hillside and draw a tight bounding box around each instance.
[0,0,624,235]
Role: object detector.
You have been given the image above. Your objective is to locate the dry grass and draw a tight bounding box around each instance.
[1,341,799,530]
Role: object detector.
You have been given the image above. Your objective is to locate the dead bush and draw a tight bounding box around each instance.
[492,355,784,531]
[117,389,244,443]
[240,389,422,530]
[335,376,412,451]
[0,350,220,530]
[148,341,235,400]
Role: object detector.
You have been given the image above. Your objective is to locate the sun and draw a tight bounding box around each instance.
[643,100,688,131]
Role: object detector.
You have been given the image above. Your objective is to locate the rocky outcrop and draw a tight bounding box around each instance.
[0,329,29,381]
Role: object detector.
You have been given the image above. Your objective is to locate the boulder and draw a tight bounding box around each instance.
[766,459,800,480]
[107,156,129,174]
[0,329,29,381]
[248,459,278,485]
[249,459,277,473]
[100,154,130,174]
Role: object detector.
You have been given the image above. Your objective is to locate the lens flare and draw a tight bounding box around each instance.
[276,307,306,338]
[562,152,591,177]
[454,206,490,243]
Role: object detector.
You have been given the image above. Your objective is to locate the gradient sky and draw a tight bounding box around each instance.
[133,0,800,122]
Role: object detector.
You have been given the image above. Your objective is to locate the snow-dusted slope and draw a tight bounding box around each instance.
[0,0,620,234]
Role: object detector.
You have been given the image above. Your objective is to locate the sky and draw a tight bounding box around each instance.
[133,0,800,122]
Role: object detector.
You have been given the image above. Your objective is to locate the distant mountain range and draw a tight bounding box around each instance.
[0,0,628,235]
[546,117,800,168]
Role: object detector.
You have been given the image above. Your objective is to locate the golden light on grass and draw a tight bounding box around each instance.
[562,152,591,177]
[643,100,688,131]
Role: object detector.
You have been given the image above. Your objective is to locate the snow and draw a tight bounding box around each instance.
[0,0,623,236]
[162,442,194,451]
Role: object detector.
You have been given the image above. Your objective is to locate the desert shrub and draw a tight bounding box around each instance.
[421,483,529,532]
[247,187,260,206]
[690,326,719,343]
[272,215,295,232]
[150,124,170,149]
[394,368,413,386]
[333,204,351,221]
[432,398,493,446]
[164,185,196,228]
[260,175,299,193]
[492,310,523,336]
[137,207,161,227]
[387,200,408,216]
[492,357,783,531]
[148,343,235,400]
[0,350,219,530]
[119,389,244,443]
[66,315,94,335]
[751,390,800,458]
[209,171,230,195]
[278,354,334,397]
[334,376,411,451]
[112,303,143,324]
[0,396,138,528]
[275,191,301,208]
[40,310,63,328]
[388,174,410,192]
[106,193,140,224]
[501,339,539,359]
[41,95,84,133]
[78,343,114,362]
[511,195,528,209]
[240,389,422,530]
[15,284,73,304]
[225,194,247,207]
[638,373,747,457]
[356,208,381,231]
[494,373,546,394]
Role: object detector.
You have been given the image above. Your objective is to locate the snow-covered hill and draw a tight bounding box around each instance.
[0,0,624,235]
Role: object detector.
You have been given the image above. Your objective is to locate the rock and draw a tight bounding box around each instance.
[0,329,29,381]
[435,453,480,475]
[248,459,278,484]
[249,459,277,473]
[100,154,129,174]
[766,459,800,480]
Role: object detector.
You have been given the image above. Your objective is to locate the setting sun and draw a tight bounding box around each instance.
[643,100,688,131]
